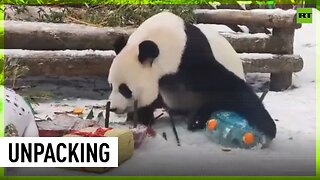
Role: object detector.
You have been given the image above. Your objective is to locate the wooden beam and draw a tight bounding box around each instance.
[194,9,302,29]
[4,49,116,76]
[239,53,303,73]
[4,20,293,54]
[4,20,135,51]
[4,50,303,76]
[220,32,293,54]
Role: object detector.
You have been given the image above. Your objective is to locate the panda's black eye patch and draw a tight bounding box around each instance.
[119,84,132,99]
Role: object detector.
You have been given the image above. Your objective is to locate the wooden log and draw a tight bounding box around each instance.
[271,28,295,54]
[4,50,303,76]
[239,53,303,73]
[194,9,302,29]
[4,20,293,54]
[4,49,116,76]
[220,32,292,54]
[4,20,135,50]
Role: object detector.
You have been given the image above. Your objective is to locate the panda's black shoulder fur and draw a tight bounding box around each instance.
[159,22,277,140]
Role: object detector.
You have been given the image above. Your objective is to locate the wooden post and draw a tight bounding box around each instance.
[269,28,295,91]
[270,72,292,91]
[271,28,295,54]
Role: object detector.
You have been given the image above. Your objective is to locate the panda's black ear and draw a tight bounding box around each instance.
[138,40,159,65]
[114,36,128,54]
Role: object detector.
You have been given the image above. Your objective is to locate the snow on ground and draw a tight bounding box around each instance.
[6,9,318,176]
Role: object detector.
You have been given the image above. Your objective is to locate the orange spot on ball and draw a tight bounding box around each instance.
[243,132,255,145]
[207,119,217,131]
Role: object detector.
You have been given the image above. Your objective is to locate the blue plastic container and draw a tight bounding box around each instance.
[205,111,264,149]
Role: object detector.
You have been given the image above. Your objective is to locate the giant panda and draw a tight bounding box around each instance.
[107,11,277,141]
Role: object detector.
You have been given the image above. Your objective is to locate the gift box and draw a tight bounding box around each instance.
[36,114,100,137]
[64,127,134,173]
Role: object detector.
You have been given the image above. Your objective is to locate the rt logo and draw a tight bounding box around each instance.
[296,8,312,23]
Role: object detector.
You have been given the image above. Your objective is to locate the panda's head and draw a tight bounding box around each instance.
[107,12,187,114]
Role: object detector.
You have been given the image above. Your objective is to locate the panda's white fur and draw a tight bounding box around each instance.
[108,11,244,113]
[195,25,245,80]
